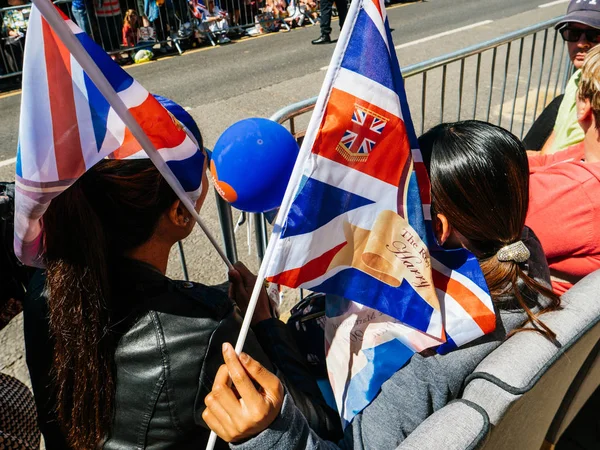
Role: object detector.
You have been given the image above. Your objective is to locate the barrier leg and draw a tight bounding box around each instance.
[215,190,239,264]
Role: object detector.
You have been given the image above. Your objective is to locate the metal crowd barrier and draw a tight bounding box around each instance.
[207,16,572,272]
[0,0,315,87]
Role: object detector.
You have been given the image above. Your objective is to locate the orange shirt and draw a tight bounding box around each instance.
[526,143,600,294]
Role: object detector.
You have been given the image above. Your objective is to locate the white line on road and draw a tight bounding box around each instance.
[394,20,493,50]
[538,0,569,8]
[0,157,16,167]
[320,65,329,71]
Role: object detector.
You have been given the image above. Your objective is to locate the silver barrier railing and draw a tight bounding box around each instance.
[210,17,572,266]
[0,0,318,88]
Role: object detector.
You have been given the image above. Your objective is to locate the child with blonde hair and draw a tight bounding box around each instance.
[122,9,140,48]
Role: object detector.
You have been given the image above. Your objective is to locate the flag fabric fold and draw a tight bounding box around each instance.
[15,5,207,267]
[263,0,496,426]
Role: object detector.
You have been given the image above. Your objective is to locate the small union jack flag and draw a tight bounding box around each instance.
[338,105,387,162]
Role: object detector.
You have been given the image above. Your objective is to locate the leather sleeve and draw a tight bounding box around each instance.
[252,318,343,441]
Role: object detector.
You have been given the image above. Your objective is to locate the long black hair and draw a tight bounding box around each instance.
[418,120,561,340]
[43,159,179,448]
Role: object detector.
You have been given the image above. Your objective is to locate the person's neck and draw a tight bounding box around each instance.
[125,242,172,275]
[583,127,600,164]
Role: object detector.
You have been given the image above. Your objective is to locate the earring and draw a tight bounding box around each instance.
[184,217,190,224]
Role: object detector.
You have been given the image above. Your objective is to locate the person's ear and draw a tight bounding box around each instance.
[167,200,191,228]
[577,97,593,123]
[434,213,452,246]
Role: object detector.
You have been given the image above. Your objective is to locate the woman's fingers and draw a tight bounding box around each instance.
[202,407,234,441]
[233,261,257,287]
[238,352,283,405]
[228,268,251,310]
[222,343,264,405]
[213,363,231,388]
[204,345,283,442]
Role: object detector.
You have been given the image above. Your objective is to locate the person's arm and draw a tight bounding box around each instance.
[227,262,343,440]
[205,346,462,450]
[528,144,584,170]
[539,130,556,155]
[206,310,517,450]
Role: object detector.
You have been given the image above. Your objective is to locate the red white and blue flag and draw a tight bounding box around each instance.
[15,5,206,266]
[262,0,496,426]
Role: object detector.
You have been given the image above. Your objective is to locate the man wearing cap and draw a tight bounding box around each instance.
[526,45,600,295]
[538,0,600,154]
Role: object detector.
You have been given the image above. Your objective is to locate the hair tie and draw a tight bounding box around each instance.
[496,241,530,263]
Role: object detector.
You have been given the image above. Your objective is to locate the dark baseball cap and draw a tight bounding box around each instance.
[555,0,600,30]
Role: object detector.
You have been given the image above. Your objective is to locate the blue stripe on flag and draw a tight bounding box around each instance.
[75,32,134,151]
[342,338,415,425]
[405,172,428,244]
[384,18,419,150]
[83,73,110,152]
[311,268,434,333]
[75,32,133,92]
[436,334,458,355]
[341,10,394,93]
[432,247,488,291]
[165,150,205,193]
[15,143,22,178]
[281,177,374,239]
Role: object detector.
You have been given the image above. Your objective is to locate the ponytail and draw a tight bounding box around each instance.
[44,180,114,449]
[480,257,561,342]
[42,158,178,448]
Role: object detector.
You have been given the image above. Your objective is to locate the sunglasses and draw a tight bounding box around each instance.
[560,27,600,44]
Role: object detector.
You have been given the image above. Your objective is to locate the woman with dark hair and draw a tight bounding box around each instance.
[200,120,562,449]
[23,152,340,446]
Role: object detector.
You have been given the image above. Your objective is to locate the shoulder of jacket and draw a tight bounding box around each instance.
[140,279,233,322]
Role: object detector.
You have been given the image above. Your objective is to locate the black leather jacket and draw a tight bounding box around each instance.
[23,260,341,449]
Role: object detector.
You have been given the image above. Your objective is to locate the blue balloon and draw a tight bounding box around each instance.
[211,118,299,213]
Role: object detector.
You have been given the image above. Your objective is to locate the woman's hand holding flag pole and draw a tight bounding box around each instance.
[31,0,233,270]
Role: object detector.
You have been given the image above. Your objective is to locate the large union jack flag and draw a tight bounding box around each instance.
[262,0,496,427]
[15,5,207,267]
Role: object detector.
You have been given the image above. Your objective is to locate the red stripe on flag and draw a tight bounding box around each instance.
[432,269,496,334]
[267,242,347,288]
[372,0,384,19]
[413,161,431,205]
[111,95,189,159]
[42,19,86,180]
[51,4,71,21]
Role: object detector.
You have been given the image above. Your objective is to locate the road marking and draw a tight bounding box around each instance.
[0,157,16,167]
[394,20,493,50]
[0,90,21,99]
[539,0,569,8]
[320,65,329,71]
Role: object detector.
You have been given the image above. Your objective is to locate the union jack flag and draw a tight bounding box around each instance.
[261,0,496,426]
[190,0,208,19]
[338,105,388,162]
[14,5,207,267]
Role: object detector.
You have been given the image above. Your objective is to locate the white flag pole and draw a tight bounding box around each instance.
[32,0,233,270]
[204,0,364,447]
